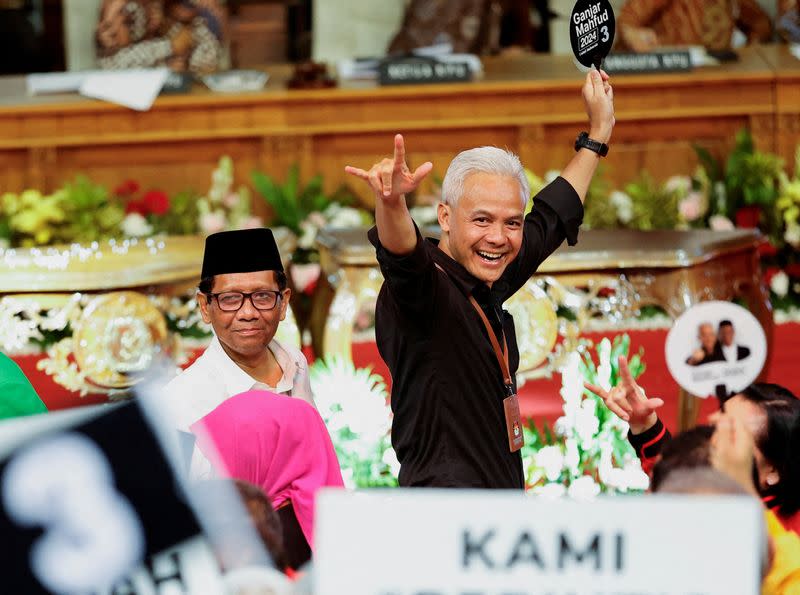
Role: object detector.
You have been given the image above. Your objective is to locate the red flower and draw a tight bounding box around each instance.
[735,206,761,229]
[125,199,148,216]
[757,240,778,258]
[114,179,140,196]
[785,263,800,278]
[142,190,170,215]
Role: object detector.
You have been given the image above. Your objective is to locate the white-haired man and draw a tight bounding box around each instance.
[345,70,615,488]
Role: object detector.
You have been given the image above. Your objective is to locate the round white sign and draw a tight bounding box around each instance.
[665,301,767,398]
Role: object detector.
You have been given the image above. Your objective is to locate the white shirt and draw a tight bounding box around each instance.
[722,343,738,362]
[163,335,315,431]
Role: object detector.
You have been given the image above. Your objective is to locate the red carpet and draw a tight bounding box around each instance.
[14,322,800,436]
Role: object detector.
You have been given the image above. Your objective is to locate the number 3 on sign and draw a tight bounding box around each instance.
[601,25,610,42]
[1,433,145,593]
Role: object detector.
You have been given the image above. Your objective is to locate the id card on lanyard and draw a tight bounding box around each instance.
[468,295,524,452]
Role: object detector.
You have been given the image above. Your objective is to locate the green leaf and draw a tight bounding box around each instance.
[693,144,721,183]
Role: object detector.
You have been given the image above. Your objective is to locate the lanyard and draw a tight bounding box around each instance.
[467,295,514,396]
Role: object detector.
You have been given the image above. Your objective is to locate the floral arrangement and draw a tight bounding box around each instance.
[251,165,372,264]
[1,177,125,247]
[309,356,399,488]
[523,334,649,499]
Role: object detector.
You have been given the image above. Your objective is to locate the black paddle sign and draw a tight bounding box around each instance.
[570,0,615,70]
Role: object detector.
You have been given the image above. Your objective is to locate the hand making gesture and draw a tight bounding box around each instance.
[345,134,432,254]
[584,356,664,434]
[345,134,433,204]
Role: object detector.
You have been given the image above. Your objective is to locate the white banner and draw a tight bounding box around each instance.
[315,490,764,595]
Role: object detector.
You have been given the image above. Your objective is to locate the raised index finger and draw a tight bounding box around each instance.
[393,133,406,167]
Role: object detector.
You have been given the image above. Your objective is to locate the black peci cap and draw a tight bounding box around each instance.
[200,228,284,279]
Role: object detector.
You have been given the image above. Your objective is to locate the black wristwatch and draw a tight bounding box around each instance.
[574,131,609,157]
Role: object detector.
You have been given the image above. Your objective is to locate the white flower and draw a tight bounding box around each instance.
[609,191,633,223]
[559,352,584,407]
[567,475,600,501]
[290,263,321,293]
[785,224,800,247]
[771,271,790,297]
[298,220,318,250]
[596,338,612,391]
[575,399,600,446]
[121,213,153,237]
[222,192,241,209]
[533,482,566,500]
[534,445,565,482]
[678,191,707,222]
[564,438,580,475]
[619,460,650,491]
[544,170,561,184]
[709,214,735,231]
[199,211,227,235]
[409,205,438,227]
[325,205,366,228]
[553,415,572,437]
[664,175,692,196]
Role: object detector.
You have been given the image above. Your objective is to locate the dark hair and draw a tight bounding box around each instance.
[737,383,800,516]
[650,425,714,492]
[198,271,288,295]
[195,479,288,572]
[718,320,733,329]
[233,480,288,571]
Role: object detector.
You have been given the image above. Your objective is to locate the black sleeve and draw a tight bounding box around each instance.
[501,176,584,298]
[628,417,672,474]
[368,224,437,321]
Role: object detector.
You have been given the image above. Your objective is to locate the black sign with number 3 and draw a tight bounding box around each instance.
[0,403,201,594]
[570,0,616,70]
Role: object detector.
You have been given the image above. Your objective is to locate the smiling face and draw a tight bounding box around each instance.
[198,270,290,363]
[437,172,525,287]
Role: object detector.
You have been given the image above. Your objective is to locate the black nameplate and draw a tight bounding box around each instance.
[160,72,194,94]
[378,57,471,86]
[604,51,692,74]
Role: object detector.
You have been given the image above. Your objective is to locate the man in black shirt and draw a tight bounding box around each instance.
[344,70,615,488]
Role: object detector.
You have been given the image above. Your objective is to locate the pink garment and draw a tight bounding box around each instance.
[191,390,344,547]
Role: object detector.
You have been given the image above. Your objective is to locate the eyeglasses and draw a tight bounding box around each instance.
[206,290,283,312]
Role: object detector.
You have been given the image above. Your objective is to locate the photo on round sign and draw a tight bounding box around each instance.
[664,301,766,398]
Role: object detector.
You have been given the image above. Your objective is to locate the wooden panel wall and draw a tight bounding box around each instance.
[0,45,796,209]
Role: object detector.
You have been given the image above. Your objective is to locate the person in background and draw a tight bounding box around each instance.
[707,413,800,595]
[718,319,751,362]
[192,389,344,571]
[203,478,289,574]
[617,0,771,53]
[95,0,226,74]
[587,358,800,535]
[686,321,724,366]
[164,227,314,435]
[0,352,47,419]
[778,0,800,42]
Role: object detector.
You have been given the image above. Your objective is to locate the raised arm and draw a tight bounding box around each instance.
[345,134,432,255]
[559,69,615,203]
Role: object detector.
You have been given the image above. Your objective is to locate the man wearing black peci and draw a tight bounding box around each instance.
[344,70,615,489]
